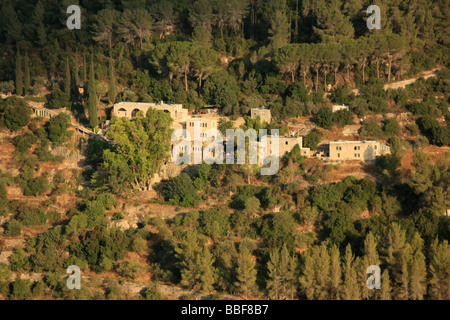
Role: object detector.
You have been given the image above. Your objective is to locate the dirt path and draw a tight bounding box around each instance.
[383,68,441,90]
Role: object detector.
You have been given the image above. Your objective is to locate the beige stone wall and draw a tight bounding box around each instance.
[329,141,383,161]
[113,102,187,122]
[251,108,271,124]
[186,117,219,141]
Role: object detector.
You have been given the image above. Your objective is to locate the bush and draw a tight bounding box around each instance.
[332,109,354,127]
[143,283,163,300]
[303,128,323,150]
[360,121,383,137]
[313,107,333,129]
[417,116,450,146]
[10,277,32,300]
[2,98,31,132]
[4,220,22,237]
[160,173,198,206]
[383,118,401,136]
[112,212,125,220]
[47,113,73,145]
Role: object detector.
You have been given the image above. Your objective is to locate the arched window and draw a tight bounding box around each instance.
[131,109,141,117]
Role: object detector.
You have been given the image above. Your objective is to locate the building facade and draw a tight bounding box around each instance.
[328,140,390,161]
[251,108,272,124]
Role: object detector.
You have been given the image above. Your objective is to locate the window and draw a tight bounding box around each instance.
[354,146,357,150]
[339,146,342,150]
[354,153,357,157]
[338,153,340,158]
[374,145,377,150]
[285,141,289,145]
[336,147,339,150]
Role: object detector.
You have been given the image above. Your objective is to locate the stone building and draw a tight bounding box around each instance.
[331,104,349,112]
[328,140,390,161]
[251,108,272,124]
[112,101,188,123]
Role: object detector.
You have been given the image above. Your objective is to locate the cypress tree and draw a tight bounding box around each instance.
[15,51,23,96]
[88,54,98,129]
[24,53,30,96]
[72,56,80,102]
[64,57,71,98]
[235,247,257,299]
[107,57,117,104]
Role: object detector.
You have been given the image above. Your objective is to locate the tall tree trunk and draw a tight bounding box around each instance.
[184,68,188,92]
[316,69,319,92]
[198,71,203,95]
[294,0,299,42]
[376,59,380,79]
[388,58,392,82]
[362,63,365,84]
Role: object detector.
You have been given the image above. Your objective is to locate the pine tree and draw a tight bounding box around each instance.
[175,232,199,291]
[24,53,30,96]
[87,54,98,129]
[363,232,380,299]
[341,244,360,300]
[398,244,411,300]
[299,246,316,299]
[379,269,392,300]
[409,233,427,300]
[267,248,282,299]
[268,1,291,53]
[235,247,257,299]
[299,244,330,300]
[280,245,298,300]
[355,256,369,300]
[381,223,407,288]
[107,57,117,104]
[195,247,216,293]
[429,239,450,300]
[15,51,23,96]
[267,245,297,300]
[329,244,341,300]
[364,232,380,266]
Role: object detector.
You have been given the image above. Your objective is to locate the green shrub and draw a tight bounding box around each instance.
[383,118,401,136]
[303,128,323,151]
[4,219,22,237]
